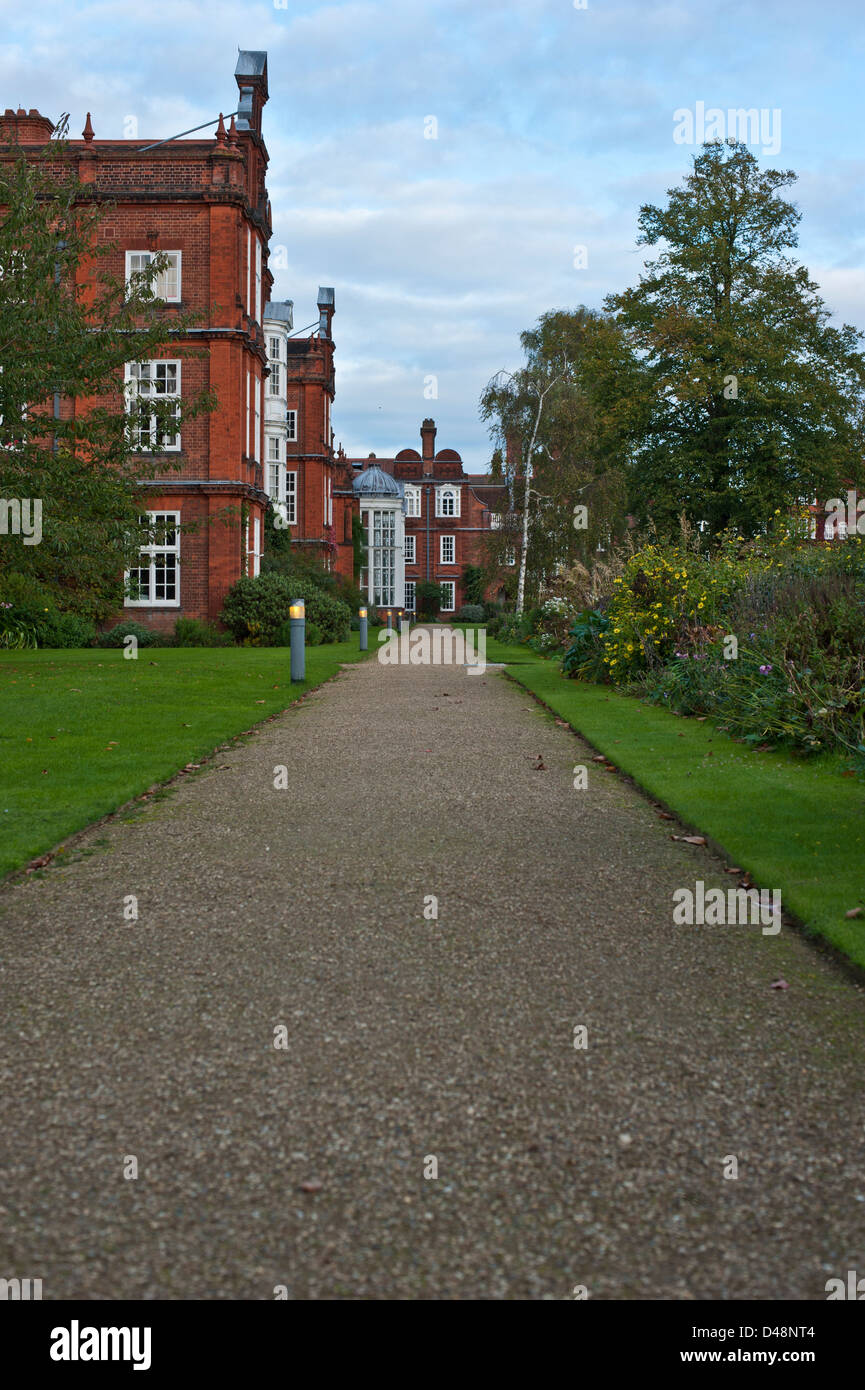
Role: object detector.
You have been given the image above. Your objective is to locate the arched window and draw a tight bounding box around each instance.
[435,486,460,518]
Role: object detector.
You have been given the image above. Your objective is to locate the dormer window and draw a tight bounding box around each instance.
[435,485,460,518]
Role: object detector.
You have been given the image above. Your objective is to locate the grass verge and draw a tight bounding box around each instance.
[503,656,865,970]
[0,643,369,879]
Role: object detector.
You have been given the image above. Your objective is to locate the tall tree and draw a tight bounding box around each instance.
[0,139,213,618]
[606,139,865,536]
[480,307,643,611]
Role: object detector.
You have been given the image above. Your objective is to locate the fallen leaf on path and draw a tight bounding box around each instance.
[770,979,789,990]
[656,812,675,821]
[725,867,742,875]
[671,835,707,846]
[592,755,606,762]
[299,1179,323,1194]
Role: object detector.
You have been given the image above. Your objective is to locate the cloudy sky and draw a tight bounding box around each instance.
[1,0,861,467]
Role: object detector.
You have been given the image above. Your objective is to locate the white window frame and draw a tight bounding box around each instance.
[404,580,416,613]
[246,227,252,316]
[404,485,421,517]
[504,546,516,566]
[286,471,297,525]
[365,505,398,607]
[125,510,180,608]
[124,360,181,452]
[286,409,298,442]
[404,534,416,564]
[255,238,262,324]
[246,371,251,457]
[440,580,455,612]
[254,374,261,463]
[436,486,460,518]
[125,250,181,303]
[440,534,455,565]
[251,515,261,577]
[268,336,282,396]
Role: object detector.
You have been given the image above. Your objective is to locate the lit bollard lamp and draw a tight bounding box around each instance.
[386,609,393,631]
[358,605,368,651]
[397,607,405,636]
[289,598,306,682]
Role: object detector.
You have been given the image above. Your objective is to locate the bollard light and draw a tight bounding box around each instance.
[358,605,368,651]
[289,598,306,682]
[386,609,393,631]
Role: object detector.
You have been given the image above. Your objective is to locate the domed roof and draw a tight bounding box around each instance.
[353,465,402,497]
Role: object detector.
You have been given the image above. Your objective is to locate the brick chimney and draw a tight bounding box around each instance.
[235,51,269,136]
[0,108,56,143]
[421,417,436,474]
[317,286,335,339]
[505,431,521,468]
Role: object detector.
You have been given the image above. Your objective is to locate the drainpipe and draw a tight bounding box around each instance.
[425,484,431,582]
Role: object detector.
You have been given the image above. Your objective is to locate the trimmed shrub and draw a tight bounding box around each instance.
[97,620,161,648]
[221,574,351,645]
[456,603,485,623]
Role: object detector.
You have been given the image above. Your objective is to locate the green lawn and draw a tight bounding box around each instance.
[447,622,536,665]
[0,643,368,879]
[502,657,865,970]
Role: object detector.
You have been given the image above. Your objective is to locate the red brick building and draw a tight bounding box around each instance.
[1,52,280,630]
[347,419,508,614]
[1,54,500,627]
[264,291,356,583]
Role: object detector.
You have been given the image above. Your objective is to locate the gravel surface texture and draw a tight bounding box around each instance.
[1,650,864,1299]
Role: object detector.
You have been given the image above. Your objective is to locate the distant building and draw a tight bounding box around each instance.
[346,420,509,614]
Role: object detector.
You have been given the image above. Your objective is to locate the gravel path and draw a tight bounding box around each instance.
[1,649,864,1300]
